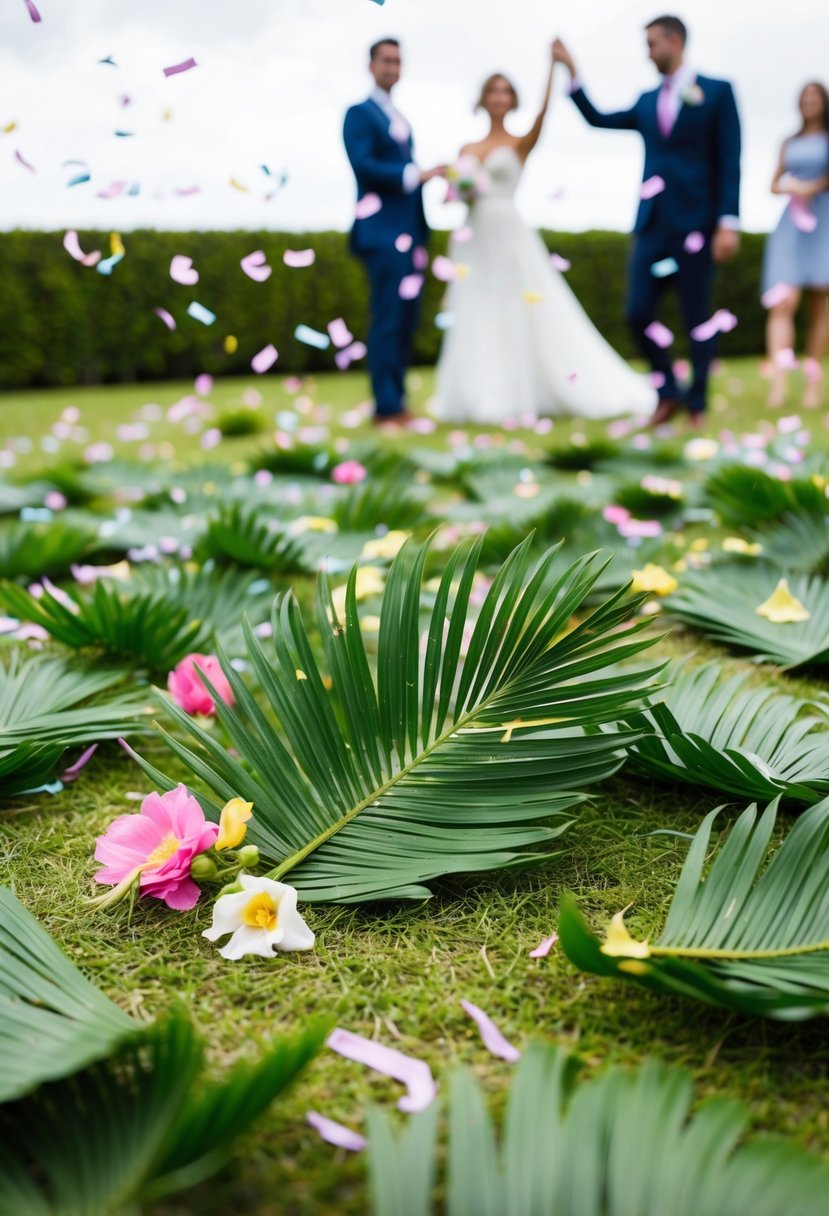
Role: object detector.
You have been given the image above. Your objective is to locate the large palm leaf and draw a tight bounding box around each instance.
[665,563,829,669]
[0,518,97,579]
[559,794,829,1019]
[195,501,310,571]
[0,887,324,1215]
[751,512,829,575]
[620,660,829,804]
[704,463,825,529]
[366,1042,829,1216]
[127,536,663,904]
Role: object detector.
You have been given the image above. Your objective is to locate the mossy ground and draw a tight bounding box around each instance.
[2,358,829,1214]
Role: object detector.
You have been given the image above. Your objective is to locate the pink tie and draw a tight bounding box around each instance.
[657,77,674,138]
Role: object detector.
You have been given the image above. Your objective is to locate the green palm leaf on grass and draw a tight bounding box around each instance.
[127,536,663,904]
[704,463,825,529]
[665,563,829,669]
[751,512,829,575]
[559,794,829,1019]
[620,660,829,804]
[0,518,96,579]
[366,1042,829,1216]
[195,501,310,571]
[0,887,324,1215]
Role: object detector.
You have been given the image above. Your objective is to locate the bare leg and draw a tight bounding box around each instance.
[765,290,801,408]
[803,289,829,408]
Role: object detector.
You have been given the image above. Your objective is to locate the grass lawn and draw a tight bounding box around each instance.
[2,357,829,1214]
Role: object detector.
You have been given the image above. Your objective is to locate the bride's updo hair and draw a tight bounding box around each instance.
[475,73,520,113]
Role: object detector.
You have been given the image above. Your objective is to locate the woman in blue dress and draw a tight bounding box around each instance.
[763,82,829,408]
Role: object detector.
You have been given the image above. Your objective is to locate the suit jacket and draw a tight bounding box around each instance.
[343,98,428,253]
[571,74,741,234]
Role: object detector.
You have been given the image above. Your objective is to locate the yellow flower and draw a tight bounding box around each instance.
[287,515,338,535]
[331,566,386,619]
[689,538,709,553]
[361,531,410,561]
[600,910,651,959]
[755,579,811,624]
[722,537,763,556]
[216,798,253,851]
[630,563,678,596]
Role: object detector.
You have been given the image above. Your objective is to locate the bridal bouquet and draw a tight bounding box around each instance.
[445,154,489,205]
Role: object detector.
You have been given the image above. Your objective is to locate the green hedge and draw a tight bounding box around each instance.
[0,229,769,390]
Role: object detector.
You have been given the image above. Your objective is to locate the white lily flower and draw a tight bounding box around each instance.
[203,874,315,960]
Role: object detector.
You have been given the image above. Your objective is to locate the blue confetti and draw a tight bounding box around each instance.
[294,324,330,350]
[187,301,217,325]
[96,251,125,276]
[651,257,679,278]
[67,172,90,187]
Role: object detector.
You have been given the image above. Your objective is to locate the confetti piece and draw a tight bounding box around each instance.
[550,252,571,271]
[306,1112,366,1153]
[434,311,454,330]
[327,317,353,348]
[460,1000,520,1062]
[651,256,679,278]
[2,121,17,134]
[252,343,279,374]
[327,1027,437,1113]
[114,130,134,138]
[395,233,413,252]
[96,181,125,199]
[355,193,382,219]
[644,321,674,349]
[224,334,238,353]
[334,341,366,370]
[690,309,738,342]
[774,348,799,370]
[684,231,705,253]
[110,233,125,256]
[22,0,42,22]
[283,248,316,268]
[62,743,98,782]
[170,254,199,285]
[175,184,201,195]
[240,249,272,282]
[63,231,101,267]
[14,149,35,173]
[640,175,665,199]
[294,324,330,350]
[66,172,90,187]
[431,255,456,281]
[413,246,429,271]
[454,225,473,243]
[529,932,558,958]
[154,307,176,330]
[762,282,794,309]
[229,177,249,192]
[187,301,216,325]
[163,57,197,77]
[399,274,423,299]
[96,251,124,276]
[194,373,213,395]
[126,181,140,196]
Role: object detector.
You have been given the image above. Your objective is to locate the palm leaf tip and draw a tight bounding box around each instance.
[133,535,663,905]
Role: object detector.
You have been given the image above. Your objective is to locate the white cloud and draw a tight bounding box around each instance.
[0,0,826,234]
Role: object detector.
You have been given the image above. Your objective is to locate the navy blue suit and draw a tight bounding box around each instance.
[572,75,741,413]
[343,98,429,417]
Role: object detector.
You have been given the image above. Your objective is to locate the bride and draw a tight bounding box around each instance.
[432,46,657,423]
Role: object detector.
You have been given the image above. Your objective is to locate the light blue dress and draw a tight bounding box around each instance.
[762,133,829,291]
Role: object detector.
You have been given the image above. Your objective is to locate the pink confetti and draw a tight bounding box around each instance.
[644,321,674,349]
[650,371,666,389]
[603,504,631,525]
[327,1027,437,1113]
[413,246,429,271]
[327,317,353,348]
[284,248,316,269]
[566,371,579,383]
[251,343,278,374]
[789,197,818,233]
[175,185,202,196]
[774,348,799,371]
[22,0,42,22]
[331,459,367,485]
[355,193,382,220]
[690,309,738,342]
[395,233,413,253]
[96,180,125,199]
[804,357,823,384]
[334,341,366,370]
[154,307,176,331]
[306,1112,366,1153]
[62,743,98,783]
[44,491,67,511]
[170,254,198,286]
[194,373,213,396]
[163,57,198,77]
[550,252,571,271]
[14,149,36,173]
[399,274,423,300]
[529,932,559,959]
[454,226,473,243]
[762,282,794,310]
[240,249,272,282]
[63,230,101,267]
[640,175,665,200]
[460,1000,520,1063]
[683,231,705,254]
[431,255,456,282]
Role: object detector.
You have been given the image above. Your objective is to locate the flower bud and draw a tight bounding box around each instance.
[236,845,260,868]
[218,881,243,898]
[190,854,218,881]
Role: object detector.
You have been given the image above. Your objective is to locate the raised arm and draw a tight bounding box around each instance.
[552,37,638,130]
[516,46,555,161]
[343,106,407,194]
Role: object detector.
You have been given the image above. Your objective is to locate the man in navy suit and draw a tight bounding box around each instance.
[344,39,445,425]
[554,16,741,425]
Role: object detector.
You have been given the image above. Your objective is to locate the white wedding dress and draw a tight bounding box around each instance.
[432,146,657,423]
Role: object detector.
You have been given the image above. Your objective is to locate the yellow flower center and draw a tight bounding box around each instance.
[145,833,181,868]
[242,891,279,932]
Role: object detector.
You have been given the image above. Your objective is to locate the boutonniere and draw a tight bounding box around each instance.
[682,82,705,106]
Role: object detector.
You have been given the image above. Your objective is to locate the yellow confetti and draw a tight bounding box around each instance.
[523,291,543,304]
[2,120,17,134]
[224,334,239,354]
[229,177,249,192]
[110,232,125,256]
[755,579,810,624]
[722,537,762,556]
[296,670,308,681]
[630,563,677,596]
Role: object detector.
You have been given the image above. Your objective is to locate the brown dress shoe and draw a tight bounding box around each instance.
[373,408,417,428]
[649,397,683,427]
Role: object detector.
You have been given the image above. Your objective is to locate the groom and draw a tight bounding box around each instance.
[343,39,444,425]
[554,16,741,425]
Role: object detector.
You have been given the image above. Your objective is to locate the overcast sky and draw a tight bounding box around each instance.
[1,0,826,235]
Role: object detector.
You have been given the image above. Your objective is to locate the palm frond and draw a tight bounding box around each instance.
[366,1042,829,1216]
[751,512,829,575]
[330,473,428,533]
[621,659,829,804]
[666,562,829,669]
[195,502,311,572]
[127,536,662,904]
[0,518,96,579]
[560,794,829,1019]
[705,463,825,529]
[130,561,272,653]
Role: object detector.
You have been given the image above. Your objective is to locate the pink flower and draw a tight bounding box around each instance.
[331,460,367,485]
[167,653,235,716]
[94,785,219,910]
